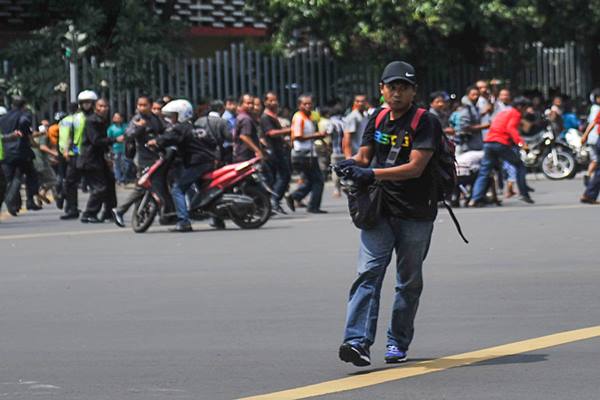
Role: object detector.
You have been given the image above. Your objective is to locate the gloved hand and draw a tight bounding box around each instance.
[334,159,357,177]
[346,166,375,186]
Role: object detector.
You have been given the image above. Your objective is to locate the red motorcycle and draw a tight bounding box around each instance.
[131,147,272,233]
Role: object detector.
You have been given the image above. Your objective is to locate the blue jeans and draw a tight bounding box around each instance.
[584,144,600,200]
[113,152,126,184]
[268,152,291,203]
[171,164,213,224]
[343,217,434,351]
[472,142,529,202]
[291,157,324,210]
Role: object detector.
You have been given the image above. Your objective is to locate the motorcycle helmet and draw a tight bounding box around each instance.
[162,99,193,123]
[77,90,98,103]
[0,105,6,116]
[54,111,67,122]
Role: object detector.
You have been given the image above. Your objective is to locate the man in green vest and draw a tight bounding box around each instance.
[59,90,97,220]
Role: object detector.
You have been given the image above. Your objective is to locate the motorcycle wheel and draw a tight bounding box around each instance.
[541,147,576,180]
[131,193,158,233]
[231,185,271,229]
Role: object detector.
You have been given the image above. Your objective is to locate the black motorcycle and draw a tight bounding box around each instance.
[521,125,577,180]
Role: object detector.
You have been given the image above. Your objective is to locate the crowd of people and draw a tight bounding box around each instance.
[2,76,600,229]
[0,89,380,230]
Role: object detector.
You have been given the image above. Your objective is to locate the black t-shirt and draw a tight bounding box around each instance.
[361,105,442,221]
[234,112,260,162]
[259,113,285,155]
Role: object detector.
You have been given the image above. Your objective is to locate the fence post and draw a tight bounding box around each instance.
[240,43,246,94]
[200,58,206,98]
[232,44,239,98]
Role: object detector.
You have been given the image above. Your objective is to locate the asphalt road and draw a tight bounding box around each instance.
[1,176,599,399]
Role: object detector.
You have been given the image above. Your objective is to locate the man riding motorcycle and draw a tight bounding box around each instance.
[147,99,219,232]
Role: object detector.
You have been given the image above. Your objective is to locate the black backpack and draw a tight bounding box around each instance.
[375,107,468,243]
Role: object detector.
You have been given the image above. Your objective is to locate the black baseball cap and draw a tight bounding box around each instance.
[380,61,416,86]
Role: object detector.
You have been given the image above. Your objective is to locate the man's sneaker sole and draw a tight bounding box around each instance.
[384,355,408,364]
[339,343,371,367]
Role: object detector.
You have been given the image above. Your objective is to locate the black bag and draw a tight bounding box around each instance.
[346,181,383,230]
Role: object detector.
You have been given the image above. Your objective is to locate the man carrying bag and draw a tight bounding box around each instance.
[335,61,444,367]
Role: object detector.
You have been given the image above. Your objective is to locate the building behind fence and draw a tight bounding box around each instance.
[0,41,592,119]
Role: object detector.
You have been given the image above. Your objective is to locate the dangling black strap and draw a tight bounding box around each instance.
[442,200,469,244]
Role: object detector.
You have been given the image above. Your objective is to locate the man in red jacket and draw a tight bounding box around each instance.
[470,96,534,205]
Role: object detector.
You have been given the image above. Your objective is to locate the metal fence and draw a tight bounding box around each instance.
[0,41,593,119]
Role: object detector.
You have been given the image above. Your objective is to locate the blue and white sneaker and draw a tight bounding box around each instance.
[384,345,407,364]
[339,342,371,367]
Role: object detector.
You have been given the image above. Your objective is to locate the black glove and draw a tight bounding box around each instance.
[334,158,357,177]
[346,166,375,186]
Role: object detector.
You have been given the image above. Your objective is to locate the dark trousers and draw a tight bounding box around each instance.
[584,145,600,200]
[2,159,39,210]
[55,156,67,202]
[0,165,6,210]
[63,156,81,214]
[291,156,324,210]
[268,152,291,203]
[82,163,115,218]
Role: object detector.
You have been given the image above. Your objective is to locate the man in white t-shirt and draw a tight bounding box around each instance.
[343,94,367,158]
[290,94,327,213]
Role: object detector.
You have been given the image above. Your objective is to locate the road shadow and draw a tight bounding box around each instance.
[348,358,435,376]
[139,225,288,235]
[462,353,548,367]
[346,354,547,377]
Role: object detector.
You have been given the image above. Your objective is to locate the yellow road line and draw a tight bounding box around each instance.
[237,325,600,400]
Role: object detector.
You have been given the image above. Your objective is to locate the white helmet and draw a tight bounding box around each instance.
[162,99,193,123]
[0,106,7,116]
[77,90,98,102]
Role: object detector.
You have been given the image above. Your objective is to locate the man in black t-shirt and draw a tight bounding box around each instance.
[336,61,442,367]
[234,94,263,162]
[260,92,292,214]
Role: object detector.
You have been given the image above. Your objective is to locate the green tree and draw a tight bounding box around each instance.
[3,0,184,109]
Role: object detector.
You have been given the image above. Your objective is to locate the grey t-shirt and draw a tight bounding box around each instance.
[343,109,366,154]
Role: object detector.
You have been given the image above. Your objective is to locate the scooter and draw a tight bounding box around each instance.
[521,125,577,180]
[131,147,272,233]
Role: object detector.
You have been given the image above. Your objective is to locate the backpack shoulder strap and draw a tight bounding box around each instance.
[409,108,426,135]
[375,107,391,129]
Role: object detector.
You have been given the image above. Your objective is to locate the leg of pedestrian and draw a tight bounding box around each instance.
[306,157,325,213]
[386,218,434,362]
[341,219,395,366]
[470,144,499,205]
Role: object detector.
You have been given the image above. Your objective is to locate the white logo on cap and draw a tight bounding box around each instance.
[405,73,415,77]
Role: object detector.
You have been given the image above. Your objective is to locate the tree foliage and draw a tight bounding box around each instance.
[3,0,185,109]
[248,0,600,67]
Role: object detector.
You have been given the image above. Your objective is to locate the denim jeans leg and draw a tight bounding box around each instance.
[387,218,434,350]
[498,145,528,197]
[344,220,395,348]
[291,158,312,202]
[471,143,498,202]
[584,146,600,200]
[272,154,291,203]
[113,152,124,184]
[307,158,324,210]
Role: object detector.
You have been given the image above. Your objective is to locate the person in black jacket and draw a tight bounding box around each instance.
[147,99,218,232]
[112,96,165,227]
[0,96,40,214]
[78,98,123,223]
